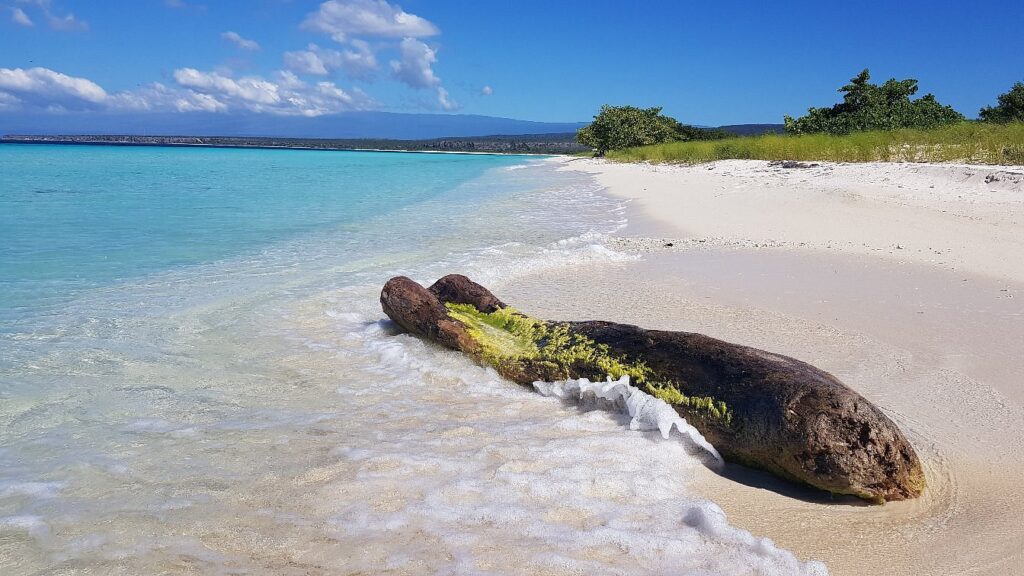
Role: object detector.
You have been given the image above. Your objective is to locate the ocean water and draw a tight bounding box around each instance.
[0,144,825,575]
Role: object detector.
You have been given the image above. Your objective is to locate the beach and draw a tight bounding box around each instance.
[3,144,1022,574]
[495,158,1024,575]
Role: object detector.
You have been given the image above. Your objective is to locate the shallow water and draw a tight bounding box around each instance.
[0,145,825,574]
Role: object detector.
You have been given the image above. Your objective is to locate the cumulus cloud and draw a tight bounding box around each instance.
[10,6,33,26]
[0,65,376,117]
[283,41,378,80]
[221,31,260,51]
[0,67,107,108]
[481,85,493,96]
[283,49,329,76]
[173,68,282,105]
[389,37,439,88]
[302,0,438,43]
[106,81,228,113]
[16,0,87,31]
[172,68,377,116]
[436,87,458,111]
[0,90,21,109]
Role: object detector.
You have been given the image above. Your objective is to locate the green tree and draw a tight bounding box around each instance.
[577,105,726,155]
[784,69,964,135]
[979,82,1024,123]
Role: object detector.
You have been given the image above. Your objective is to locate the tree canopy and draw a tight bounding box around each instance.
[576,105,726,155]
[979,82,1024,124]
[784,70,964,135]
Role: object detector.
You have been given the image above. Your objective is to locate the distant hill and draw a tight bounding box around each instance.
[0,111,587,141]
[717,124,786,136]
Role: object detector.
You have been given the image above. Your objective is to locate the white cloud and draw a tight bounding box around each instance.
[284,49,329,76]
[10,6,33,26]
[284,41,378,80]
[481,85,493,96]
[106,82,228,113]
[173,68,281,105]
[389,37,439,88]
[221,31,260,51]
[302,0,438,43]
[0,90,20,109]
[0,65,377,117]
[0,67,107,107]
[172,67,377,116]
[436,86,458,111]
[16,0,87,31]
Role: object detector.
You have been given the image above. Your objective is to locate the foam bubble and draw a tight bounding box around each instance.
[534,375,722,461]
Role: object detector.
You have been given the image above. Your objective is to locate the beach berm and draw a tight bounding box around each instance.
[381,273,925,503]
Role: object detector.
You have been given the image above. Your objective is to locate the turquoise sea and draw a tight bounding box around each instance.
[0,144,824,575]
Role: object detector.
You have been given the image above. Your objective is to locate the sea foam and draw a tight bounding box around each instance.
[533,375,722,462]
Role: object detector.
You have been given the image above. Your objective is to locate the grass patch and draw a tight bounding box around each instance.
[604,122,1024,165]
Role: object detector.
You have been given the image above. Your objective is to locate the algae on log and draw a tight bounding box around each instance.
[379,274,925,503]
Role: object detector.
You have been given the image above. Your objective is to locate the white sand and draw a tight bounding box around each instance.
[567,159,1024,283]
[503,159,1024,575]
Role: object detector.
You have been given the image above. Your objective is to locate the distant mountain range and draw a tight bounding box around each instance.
[0,110,783,141]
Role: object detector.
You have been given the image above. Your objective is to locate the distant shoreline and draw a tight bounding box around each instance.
[0,134,579,156]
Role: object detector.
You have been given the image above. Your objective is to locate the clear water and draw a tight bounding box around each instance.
[0,144,825,575]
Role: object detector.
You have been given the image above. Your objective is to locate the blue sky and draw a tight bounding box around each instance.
[1,0,1022,127]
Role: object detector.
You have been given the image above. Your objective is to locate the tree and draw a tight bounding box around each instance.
[979,82,1024,123]
[577,105,726,155]
[784,69,964,135]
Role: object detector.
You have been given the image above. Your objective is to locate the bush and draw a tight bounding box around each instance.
[784,69,964,135]
[979,82,1024,124]
[576,105,726,155]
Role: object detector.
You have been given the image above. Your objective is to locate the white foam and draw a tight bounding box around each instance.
[533,375,722,462]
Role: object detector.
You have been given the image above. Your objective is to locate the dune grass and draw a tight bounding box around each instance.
[604,122,1024,165]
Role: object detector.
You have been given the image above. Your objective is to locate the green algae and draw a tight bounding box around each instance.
[445,303,650,382]
[645,382,733,427]
[444,303,733,427]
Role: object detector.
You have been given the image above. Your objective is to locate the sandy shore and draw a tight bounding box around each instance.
[505,159,1024,575]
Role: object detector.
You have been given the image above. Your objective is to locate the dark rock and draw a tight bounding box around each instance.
[428,274,505,313]
[769,160,820,169]
[380,276,478,353]
[566,321,924,502]
[379,274,924,503]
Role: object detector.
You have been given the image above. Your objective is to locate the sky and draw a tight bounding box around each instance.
[0,0,1022,129]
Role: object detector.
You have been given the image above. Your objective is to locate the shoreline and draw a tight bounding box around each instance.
[0,138,566,156]
[0,139,550,157]
[504,158,1024,575]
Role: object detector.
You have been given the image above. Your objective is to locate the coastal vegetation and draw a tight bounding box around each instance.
[979,82,1024,123]
[576,105,728,156]
[580,71,1024,165]
[783,70,963,135]
[605,122,1024,165]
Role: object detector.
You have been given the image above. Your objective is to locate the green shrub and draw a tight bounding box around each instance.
[577,105,727,155]
[784,69,964,135]
[979,82,1024,124]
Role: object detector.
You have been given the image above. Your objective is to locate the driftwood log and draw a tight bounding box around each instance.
[380,274,924,503]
